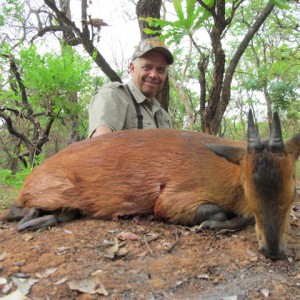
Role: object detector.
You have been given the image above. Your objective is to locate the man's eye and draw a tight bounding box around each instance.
[157,68,166,74]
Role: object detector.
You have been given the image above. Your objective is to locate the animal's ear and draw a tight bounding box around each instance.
[206,144,246,165]
[284,133,300,160]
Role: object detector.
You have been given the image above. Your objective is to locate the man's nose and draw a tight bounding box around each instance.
[148,69,159,78]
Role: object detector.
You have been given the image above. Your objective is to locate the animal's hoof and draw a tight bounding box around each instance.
[17,215,58,232]
[199,220,217,229]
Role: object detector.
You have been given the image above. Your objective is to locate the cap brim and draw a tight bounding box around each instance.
[132,47,174,65]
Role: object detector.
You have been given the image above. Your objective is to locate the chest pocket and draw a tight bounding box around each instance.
[154,110,171,128]
[130,112,157,129]
[125,84,170,129]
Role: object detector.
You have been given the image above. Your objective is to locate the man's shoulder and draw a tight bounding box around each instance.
[93,81,126,96]
[102,81,127,92]
[103,81,126,89]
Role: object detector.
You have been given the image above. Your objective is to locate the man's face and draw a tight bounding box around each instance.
[130,50,168,100]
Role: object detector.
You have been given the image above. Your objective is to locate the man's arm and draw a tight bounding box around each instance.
[90,125,113,137]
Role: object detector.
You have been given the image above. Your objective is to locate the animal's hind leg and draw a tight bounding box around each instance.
[193,204,228,224]
[17,209,80,232]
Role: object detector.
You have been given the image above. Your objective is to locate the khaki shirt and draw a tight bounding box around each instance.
[88,79,172,137]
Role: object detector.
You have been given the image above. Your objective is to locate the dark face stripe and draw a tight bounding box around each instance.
[253,153,282,203]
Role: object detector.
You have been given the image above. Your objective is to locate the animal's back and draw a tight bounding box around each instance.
[16,129,246,222]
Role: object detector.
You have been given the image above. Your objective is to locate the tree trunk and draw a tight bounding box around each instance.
[136,0,162,38]
[201,1,227,134]
[44,0,122,83]
[207,2,275,135]
[136,0,170,112]
[263,86,273,131]
[60,0,81,143]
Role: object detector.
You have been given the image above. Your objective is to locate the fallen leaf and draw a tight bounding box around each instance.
[10,273,30,279]
[273,281,286,294]
[2,280,13,293]
[0,252,8,261]
[104,253,116,259]
[11,277,38,296]
[162,242,173,247]
[250,256,258,262]
[136,250,148,257]
[57,246,70,251]
[91,270,103,276]
[0,289,29,300]
[103,239,115,246]
[22,233,34,241]
[55,277,68,285]
[56,246,70,255]
[35,268,57,278]
[117,231,140,240]
[174,280,183,287]
[0,277,7,285]
[68,273,108,296]
[118,247,129,256]
[197,274,209,280]
[246,248,257,257]
[261,288,270,297]
[14,260,26,267]
[106,238,119,255]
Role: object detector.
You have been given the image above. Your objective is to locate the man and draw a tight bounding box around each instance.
[88,37,174,137]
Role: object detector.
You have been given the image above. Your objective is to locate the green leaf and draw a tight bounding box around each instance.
[173,0,185,23]
[270,0,290,9]
[186,0,196,28]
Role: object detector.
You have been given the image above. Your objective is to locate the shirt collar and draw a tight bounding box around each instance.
[127,79,156,105]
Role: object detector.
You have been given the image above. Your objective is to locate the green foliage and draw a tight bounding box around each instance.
[0,44,94,141]
[269,81,297,110]
[0,168,31,190]
[0,167,25,211]
[270,0,291,9]
[0,0,23,25]
[141,0,213,43]
[0,182,18,211]
[229,0,299,128]
[20,45,92,98]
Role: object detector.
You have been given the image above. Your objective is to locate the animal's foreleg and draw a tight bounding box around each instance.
[193,204,228,224]
[200,216,253,231]
[0,204,29,221]
[195,204,253,230]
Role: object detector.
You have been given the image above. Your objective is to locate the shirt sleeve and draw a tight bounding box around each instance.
[88,85,129,137]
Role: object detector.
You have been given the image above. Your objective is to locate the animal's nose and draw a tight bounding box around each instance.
[259,246,284,260]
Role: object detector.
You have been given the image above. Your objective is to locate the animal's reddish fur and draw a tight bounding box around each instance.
[15,128,251,225]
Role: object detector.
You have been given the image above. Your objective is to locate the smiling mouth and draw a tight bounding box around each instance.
[144,79,160,85]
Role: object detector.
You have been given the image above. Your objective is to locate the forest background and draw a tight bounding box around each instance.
[0,0,299,210]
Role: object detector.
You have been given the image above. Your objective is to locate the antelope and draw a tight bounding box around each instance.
[1,110,299,259]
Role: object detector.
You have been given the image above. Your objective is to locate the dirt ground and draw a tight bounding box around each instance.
[0,184,300,300]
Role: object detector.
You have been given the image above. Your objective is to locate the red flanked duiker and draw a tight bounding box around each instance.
[1,110,299,259]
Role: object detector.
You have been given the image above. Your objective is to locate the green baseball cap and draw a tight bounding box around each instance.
[132,37,174,65]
